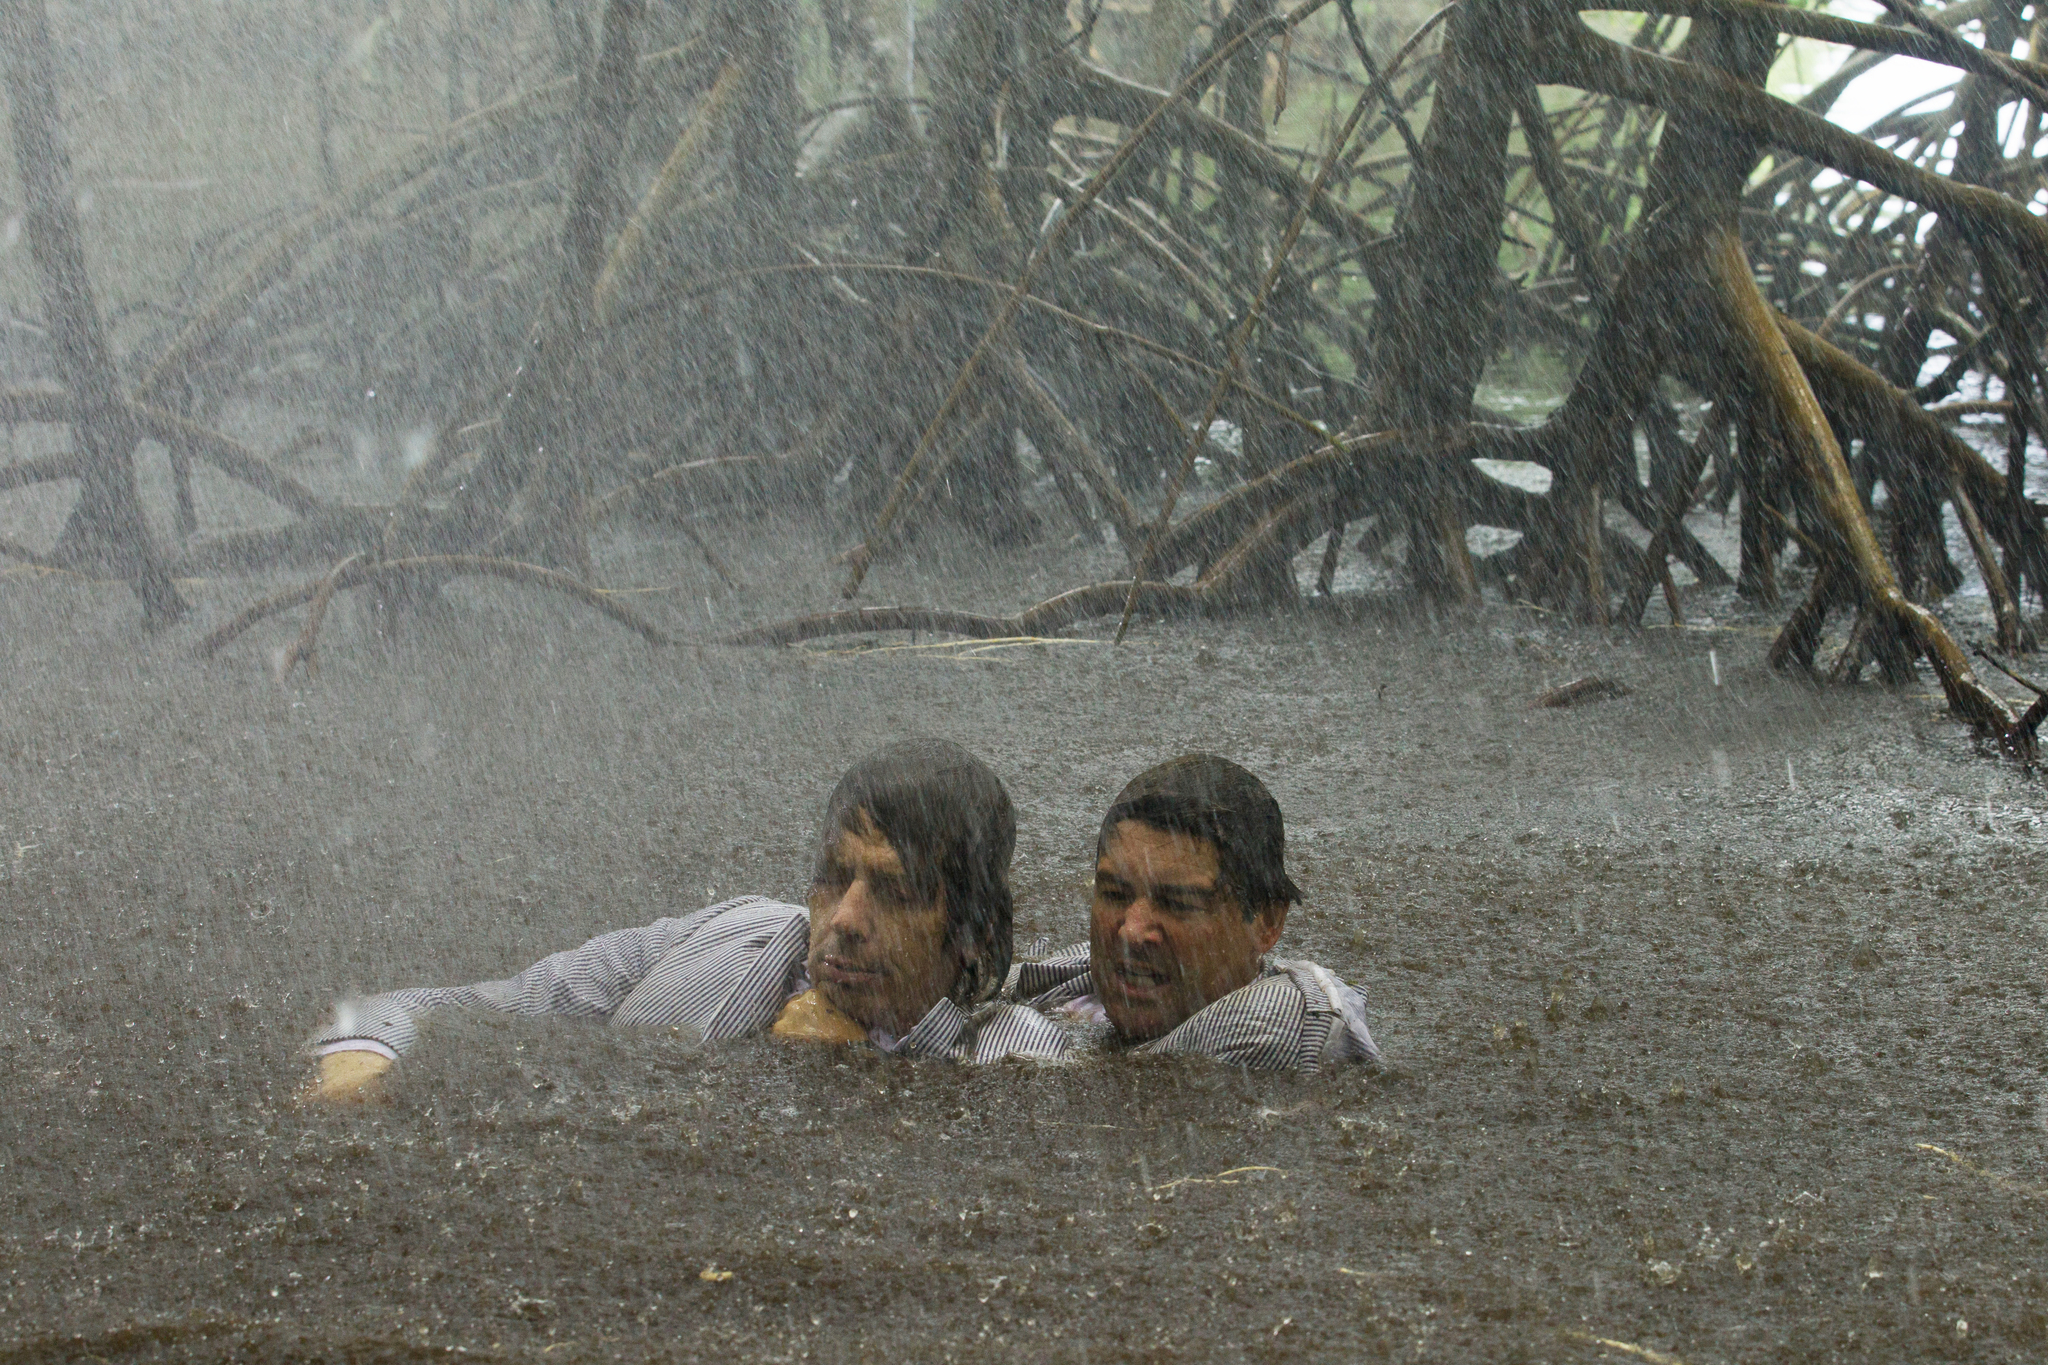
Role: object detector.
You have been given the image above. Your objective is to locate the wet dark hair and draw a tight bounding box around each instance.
[816,739,1015,1005]
[1096,754,1302,919]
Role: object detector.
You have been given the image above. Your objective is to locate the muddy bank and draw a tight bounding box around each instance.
[2,519,2045,1363]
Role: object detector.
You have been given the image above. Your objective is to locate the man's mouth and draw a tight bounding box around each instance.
[817,955,886,987]
[1108,961,1173,999]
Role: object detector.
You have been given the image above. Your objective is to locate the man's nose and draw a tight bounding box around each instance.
[827,877,877,938]
[1117,895,1168,947]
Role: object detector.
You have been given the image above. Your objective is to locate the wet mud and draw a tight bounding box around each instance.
[3,516,2046,1363]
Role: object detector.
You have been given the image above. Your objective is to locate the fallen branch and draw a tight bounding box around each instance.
[721,580,1204,648]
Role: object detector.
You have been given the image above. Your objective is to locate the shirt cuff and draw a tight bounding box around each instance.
[316,1039,398,1061]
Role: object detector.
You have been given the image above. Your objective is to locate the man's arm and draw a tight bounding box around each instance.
[306,899,758,1100]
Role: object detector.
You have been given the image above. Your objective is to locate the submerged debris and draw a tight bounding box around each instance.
[1533,676,1632,709]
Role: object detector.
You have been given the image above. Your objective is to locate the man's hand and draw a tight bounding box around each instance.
[306,1049,394,1104]
[770,988,869,1045]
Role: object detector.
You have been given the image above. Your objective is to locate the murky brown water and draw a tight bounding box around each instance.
[3,512,2045,1362]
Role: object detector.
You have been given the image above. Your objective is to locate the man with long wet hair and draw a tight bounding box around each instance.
[309,739,1063,1101]
[1011,755,1379,1070]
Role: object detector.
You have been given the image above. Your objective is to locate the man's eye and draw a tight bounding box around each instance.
[1095,882,1132,904]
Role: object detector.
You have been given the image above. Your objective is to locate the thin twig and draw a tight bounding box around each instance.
[1559,1330,1690,1365]
[1915,1142,2048,1200]
[1971,646,2047,697]
[1335,0,1425,162]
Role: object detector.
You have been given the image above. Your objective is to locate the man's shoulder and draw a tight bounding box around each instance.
[1263,957,1382,1066]
[659,895,807,943]
[1145,958,1380,1069]
[632,895,808,981]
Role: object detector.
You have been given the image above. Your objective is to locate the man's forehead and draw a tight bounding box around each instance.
[1099,822,1220,882]
[834,821,907,875]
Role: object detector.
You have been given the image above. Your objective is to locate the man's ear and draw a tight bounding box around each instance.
[1249,901,1288,955]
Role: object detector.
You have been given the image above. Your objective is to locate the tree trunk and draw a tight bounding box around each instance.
[0,0,186,625]
[1361,0,1523,603]
[1532,8,1777,620]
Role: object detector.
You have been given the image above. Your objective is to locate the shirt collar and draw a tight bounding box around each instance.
[885,997,971,1058]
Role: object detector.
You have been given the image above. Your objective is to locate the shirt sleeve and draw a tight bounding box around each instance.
[308,900,740,1057]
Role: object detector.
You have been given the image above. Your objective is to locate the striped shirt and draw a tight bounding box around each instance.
[1008,944,1381,1071]
[312,897,1068,1064]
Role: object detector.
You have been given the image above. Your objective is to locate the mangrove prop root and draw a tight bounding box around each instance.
[132,405,327,517]
[839,0,1335,598]
[1,0,186,624]
[1950,473,2034,654]
[1709,227,2030,757]
[281,553,360,679]
[1117,71,1383,640]
[197,556,672,660]
[2,391,328,517]
[133,38,714,403]
[593,58,750,325]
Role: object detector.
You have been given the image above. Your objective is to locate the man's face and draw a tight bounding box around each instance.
[806,814,957,1034]
[1089,820,1286,1041]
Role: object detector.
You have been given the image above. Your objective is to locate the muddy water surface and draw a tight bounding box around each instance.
[2,520,2045,1363]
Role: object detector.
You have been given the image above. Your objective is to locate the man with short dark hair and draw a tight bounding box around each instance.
[1010,755,1379,1070]
[308,740,1064,1101]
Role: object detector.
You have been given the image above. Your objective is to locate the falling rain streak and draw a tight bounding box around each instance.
[3,2,2048,1363]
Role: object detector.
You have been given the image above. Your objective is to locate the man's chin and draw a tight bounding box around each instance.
[1101,992,1182,1042]
[813,980,877,1032]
